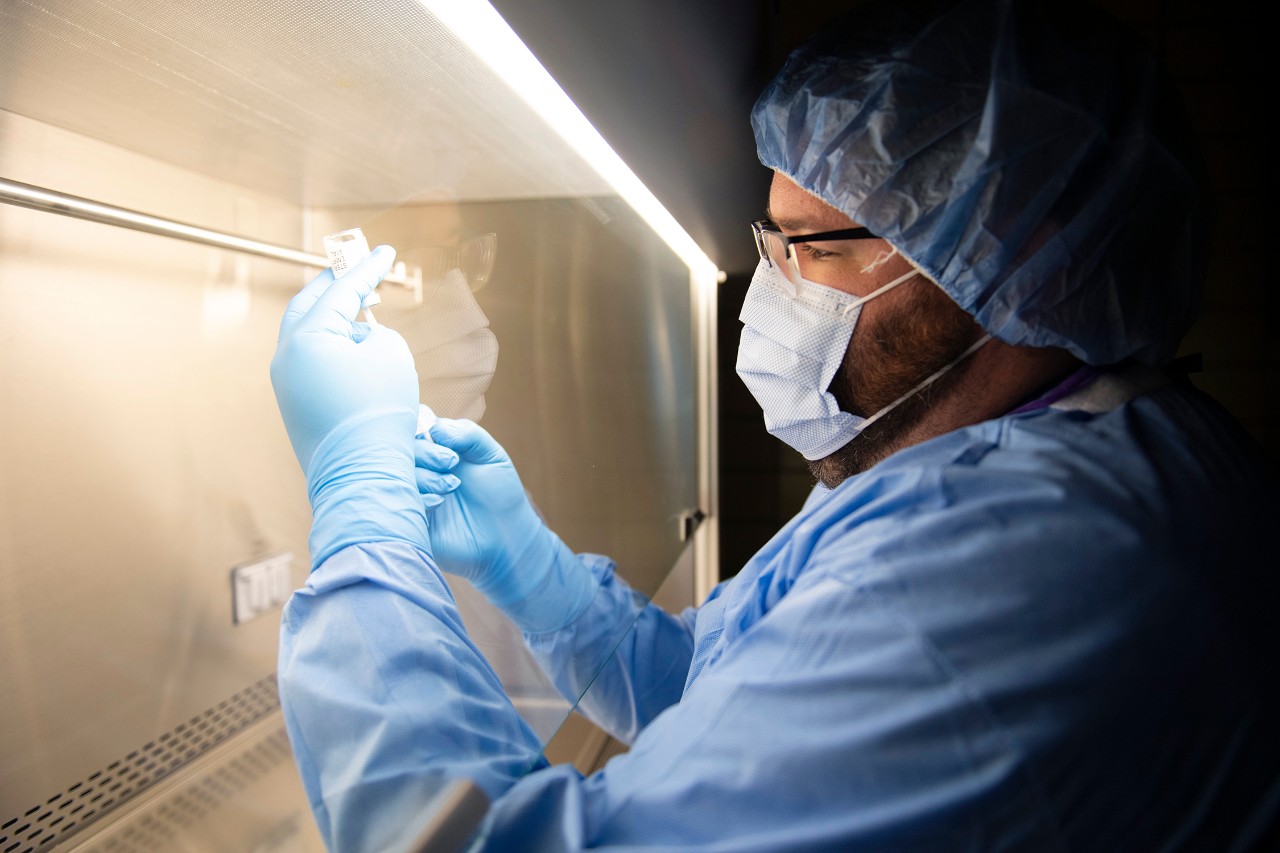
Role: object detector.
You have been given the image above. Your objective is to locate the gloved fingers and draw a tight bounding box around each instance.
[422,492,445,510]
[428,417,510,465]
[303,245,397,337]
[415,405,438,439]
[279,268,336,340]
[360,323,415,361]
[414,437,460,472]
[415,467,461,496]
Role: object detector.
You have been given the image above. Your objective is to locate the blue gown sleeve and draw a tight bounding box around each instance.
[522,554,698,743]
[278,542,548,853]
[481,559,1060,851]
[280,538,1056,852]
[278,542,699,851]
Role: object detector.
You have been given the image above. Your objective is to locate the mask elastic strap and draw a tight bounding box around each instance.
[857,333,994,432]
[839,267,919,318]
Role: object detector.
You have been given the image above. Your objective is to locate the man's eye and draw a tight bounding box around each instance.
[800,244,834,260]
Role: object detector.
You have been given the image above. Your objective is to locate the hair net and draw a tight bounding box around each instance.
[752,0,1209,366]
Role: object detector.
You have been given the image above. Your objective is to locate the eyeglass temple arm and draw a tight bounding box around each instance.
[788,226,876,244]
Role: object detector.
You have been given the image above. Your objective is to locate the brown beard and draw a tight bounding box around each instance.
[808,278,981,487]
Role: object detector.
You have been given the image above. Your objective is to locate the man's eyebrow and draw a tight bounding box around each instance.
[763,206,811,232]
[765,205,869,235]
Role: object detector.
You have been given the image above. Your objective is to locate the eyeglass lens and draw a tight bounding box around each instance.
[421,233,498,292]
[757,228,802,295]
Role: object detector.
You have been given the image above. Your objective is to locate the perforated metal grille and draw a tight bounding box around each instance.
[0,676,280,853]
[91,729,294,853]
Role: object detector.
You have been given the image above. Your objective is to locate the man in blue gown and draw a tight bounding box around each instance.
[269,0,1279,849]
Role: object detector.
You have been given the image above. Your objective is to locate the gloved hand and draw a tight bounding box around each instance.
[414,418,596,633]
[413,407,459,510]
[270,245,429,569]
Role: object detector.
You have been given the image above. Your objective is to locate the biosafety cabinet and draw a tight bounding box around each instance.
[0,2,719,849]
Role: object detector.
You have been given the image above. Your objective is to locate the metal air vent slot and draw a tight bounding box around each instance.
[89,729,295,853]
[0,676,280,852]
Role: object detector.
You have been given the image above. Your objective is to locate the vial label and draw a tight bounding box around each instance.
[324,227,381,310]
[324,228,371,278]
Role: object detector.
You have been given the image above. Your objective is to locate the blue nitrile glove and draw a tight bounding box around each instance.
[413,418,596,633]
[413,406,460,511]
[270,245,429,570]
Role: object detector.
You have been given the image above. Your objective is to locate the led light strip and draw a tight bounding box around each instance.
[419,0,720,283]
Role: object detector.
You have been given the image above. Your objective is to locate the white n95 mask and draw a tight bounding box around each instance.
[736,259,916,460]
[736,258,990,461]
[386,268,499,421]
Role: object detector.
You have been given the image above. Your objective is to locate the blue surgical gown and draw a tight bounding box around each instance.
[279,379,1279,851]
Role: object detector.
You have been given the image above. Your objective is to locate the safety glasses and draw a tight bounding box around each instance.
[420,232,498,292]
[751,220,879,296]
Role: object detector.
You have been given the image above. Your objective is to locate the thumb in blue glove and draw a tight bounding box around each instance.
[414,418,596,633]
[270,245,429,569]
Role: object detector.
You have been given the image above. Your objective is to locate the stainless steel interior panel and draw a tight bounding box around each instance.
[321,196,699,591]
[1,2,710,847]
[466,197,698,584]
[0,116,314,848]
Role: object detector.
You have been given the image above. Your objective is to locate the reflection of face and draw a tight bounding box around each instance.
[363,196,466,277]
[366,200,499,421]
[765,173,980,485]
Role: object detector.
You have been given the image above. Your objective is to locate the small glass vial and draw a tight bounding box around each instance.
[324,227,381,319]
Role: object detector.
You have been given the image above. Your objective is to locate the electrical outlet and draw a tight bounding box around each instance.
[231,553,294,625]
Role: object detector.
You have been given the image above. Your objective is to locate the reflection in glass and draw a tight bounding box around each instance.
[320,193,697,749]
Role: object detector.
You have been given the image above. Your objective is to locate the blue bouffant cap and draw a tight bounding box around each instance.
[752,0,1209,365]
